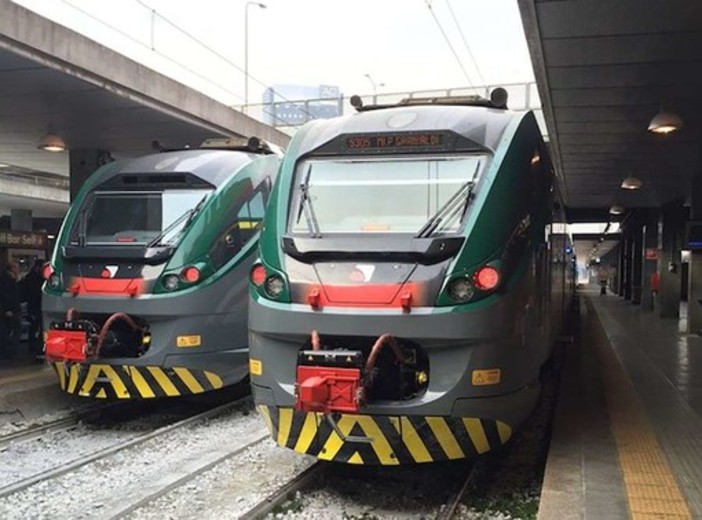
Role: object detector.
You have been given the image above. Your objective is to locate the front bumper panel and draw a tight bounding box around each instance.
[257,405,512,465]
[52,361,223,399]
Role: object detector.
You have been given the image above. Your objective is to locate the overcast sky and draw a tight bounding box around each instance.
[14,0,535,106]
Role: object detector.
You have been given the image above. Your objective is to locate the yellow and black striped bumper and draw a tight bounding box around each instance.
[52,362,224,399]
[257,405,512,465]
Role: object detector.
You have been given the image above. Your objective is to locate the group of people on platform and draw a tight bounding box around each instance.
[0,259,44,361]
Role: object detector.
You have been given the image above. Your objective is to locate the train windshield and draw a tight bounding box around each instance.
[79,190,211,246]
[291,155,484,236]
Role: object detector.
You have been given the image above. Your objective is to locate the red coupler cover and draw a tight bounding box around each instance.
[295,365,362,414]
[45,329,88,362]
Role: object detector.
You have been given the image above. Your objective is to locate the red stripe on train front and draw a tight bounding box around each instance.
[303,282,421,309]
[68,277,144,296]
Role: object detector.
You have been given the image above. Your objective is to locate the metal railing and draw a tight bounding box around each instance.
[0,171,70,190]
[236,82,544,135]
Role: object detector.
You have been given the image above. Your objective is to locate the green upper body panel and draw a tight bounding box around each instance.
[255,104,552,308]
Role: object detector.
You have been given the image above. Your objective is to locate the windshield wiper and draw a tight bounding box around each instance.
[296,165,321,238]
[415,180,474,239]
[146,193,209,248]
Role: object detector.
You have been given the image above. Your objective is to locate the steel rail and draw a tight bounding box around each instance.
[0,397,249,498]
[238,462,327,520]
[434,463,478,520]
[0,403,123,451]
[103,427,270,519]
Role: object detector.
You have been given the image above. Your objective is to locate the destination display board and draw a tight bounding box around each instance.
[309,130,484,156]
[342,132,454,154]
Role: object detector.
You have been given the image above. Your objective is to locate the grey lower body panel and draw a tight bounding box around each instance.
[248,291,546,426]
[42,287,249,398]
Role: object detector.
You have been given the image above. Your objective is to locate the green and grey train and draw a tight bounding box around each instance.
[249,91,575,465]
[43,139,280,399]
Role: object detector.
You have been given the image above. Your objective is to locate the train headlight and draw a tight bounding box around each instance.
[47,272,61,290]
[474,266,501,291]
[264,274,285,299]
[162,274,180,291]
[182,266,201,284]
[250,264,267,286]
[447,277,474,302]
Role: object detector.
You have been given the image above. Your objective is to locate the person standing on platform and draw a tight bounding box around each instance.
[0,261,22,359]
[22,259,44,359]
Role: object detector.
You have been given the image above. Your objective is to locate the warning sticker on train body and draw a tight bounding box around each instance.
[176,335,202,348]
[471,369,501,386]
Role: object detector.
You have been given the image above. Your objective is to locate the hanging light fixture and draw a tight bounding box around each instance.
[38,124,66,152]
[609,204,625,215]
[648,107,683,134]
[621,175,643,190]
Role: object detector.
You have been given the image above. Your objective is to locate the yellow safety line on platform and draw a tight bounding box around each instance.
[589,300,692,520]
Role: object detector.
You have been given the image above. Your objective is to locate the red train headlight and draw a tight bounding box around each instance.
[182,266,201,283]
[474,266,501,291]
[250,264,267,286]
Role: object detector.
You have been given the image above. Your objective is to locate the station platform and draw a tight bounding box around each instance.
[0,350,75,427]
[539,289,702,519]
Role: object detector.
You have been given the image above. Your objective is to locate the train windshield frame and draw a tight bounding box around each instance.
[289,154,486,238]
[73,189,212,247]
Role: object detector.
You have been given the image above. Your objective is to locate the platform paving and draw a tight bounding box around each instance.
[0,353,74,425]
[539,289,702,519]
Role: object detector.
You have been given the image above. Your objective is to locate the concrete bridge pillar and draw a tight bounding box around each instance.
[688,174,702,334]
[632,218,644,305]
[641,209,659,311]
[10,209,32,232]
[658,199,685,319]
[623,233,633,300]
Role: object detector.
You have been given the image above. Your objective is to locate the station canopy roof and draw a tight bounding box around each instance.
[519,0,702,214]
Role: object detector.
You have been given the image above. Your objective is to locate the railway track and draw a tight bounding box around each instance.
[0,398,249,499]
[231,459,477,520]
[434,464,477,520]
[0,402,123,451]
[101,427,270,519]
[238,462,327,519]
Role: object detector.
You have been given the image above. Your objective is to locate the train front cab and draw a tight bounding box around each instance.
[250,103,571,465]
[43,147,279,399]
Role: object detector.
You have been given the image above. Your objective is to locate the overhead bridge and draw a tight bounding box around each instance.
[0,0,288,220]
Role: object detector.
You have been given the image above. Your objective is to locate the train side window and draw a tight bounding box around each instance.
[209,186,268,270]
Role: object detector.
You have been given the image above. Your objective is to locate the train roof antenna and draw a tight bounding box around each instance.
[350,95,363,111]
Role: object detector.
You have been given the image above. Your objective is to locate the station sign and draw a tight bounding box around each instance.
[0,230,48,249]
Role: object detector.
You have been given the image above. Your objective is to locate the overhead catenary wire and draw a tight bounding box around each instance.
[133,0,317,120]
[445,0,485,86]
[58,0,313,127]
[423,0,478,94]
[59,0,244,103]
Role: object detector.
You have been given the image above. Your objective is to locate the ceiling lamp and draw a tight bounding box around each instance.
[648,108,683,135]
[621,175,642,190]
[609,204,625,215]
[38,125,66,152]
